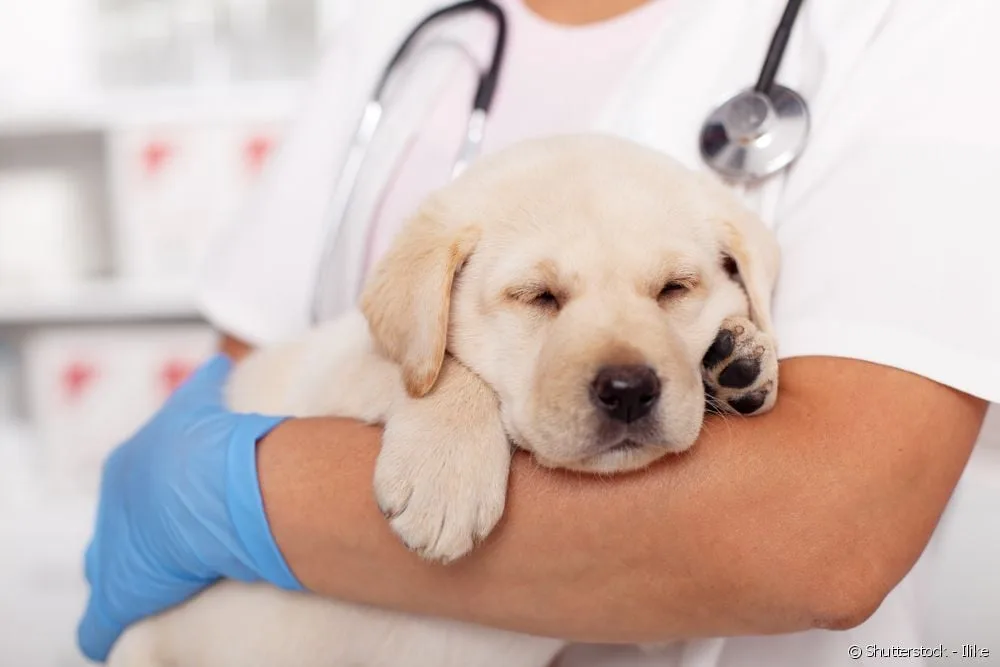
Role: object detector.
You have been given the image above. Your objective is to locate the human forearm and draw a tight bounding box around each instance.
[257,356,986,643]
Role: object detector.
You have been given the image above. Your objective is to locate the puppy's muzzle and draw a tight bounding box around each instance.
[589,364,661,424]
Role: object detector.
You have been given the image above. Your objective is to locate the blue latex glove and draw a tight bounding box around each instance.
[77,354,302,663]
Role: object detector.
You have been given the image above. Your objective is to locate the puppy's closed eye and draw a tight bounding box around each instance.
[531,290,560,309]
[505,284,564,312]
[658,281,690,299]
[657,274,699,303]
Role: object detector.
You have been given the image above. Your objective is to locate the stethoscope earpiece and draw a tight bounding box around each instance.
[699,83,810,184]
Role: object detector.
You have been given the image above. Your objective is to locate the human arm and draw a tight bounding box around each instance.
[76,325,987,663]
[249,353,986,643]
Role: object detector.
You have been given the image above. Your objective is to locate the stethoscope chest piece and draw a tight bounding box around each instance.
[699,84,810,184]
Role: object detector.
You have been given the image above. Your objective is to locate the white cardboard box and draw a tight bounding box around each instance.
[107,119,285,282]
[0,168,96,286]
[213,119,287,255]
[21,325,217,496]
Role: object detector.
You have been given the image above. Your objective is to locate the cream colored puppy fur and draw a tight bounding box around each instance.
[108,134,781,667]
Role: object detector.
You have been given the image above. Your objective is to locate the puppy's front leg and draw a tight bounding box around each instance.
[375,356,512,563]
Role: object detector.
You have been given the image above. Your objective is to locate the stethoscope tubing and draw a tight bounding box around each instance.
[754,0,806,94]
[310,0,808,323]
[310,0,508,323]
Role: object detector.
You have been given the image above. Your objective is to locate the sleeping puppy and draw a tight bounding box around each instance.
[108,133,780,667]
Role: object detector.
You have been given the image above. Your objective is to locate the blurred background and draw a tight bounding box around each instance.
[0,0,347,663]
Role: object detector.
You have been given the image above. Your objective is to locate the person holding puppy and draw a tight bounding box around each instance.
[78,1,1000,666]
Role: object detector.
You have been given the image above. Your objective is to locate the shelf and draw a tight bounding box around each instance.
[0,279,203,325]
[0,81,307,137]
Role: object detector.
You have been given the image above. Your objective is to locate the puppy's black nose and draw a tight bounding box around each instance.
[590,365,661,423]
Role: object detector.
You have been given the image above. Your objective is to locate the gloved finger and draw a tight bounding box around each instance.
[82,443,128,588]
[83,538,97,587]
[169,354,235,409]
[77,594,123,664]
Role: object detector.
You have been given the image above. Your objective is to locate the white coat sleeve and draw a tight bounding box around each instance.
[770,0,1000,403]
[194,11,365,347]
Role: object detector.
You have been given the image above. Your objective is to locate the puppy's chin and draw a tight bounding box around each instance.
[533,439,694,475]
[509,402,706,475]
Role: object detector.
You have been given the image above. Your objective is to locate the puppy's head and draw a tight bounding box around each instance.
[361,134,779,474]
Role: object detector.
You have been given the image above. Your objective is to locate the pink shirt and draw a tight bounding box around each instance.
[361,0,673,275]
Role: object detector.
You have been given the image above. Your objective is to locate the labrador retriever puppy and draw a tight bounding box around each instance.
[108,133,780,667]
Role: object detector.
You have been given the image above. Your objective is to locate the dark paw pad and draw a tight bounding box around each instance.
[703,329,735,369]
[718,358,761,389]
[702,316,777,418]
[728,391,768,415]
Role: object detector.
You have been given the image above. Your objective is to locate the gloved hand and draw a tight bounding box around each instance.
[76,354,301,663]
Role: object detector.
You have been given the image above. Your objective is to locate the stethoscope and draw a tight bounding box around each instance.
[311,0,808,323]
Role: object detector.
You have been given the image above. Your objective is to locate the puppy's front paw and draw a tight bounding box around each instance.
[702,316,778,416]
[374,391,511,563]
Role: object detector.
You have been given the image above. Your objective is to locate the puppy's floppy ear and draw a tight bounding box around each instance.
[359,202,479,398]
[718,208,781,338]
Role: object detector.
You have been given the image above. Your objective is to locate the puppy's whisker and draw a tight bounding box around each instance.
[704,394,752,425]
[702,410,732,431]
[701,409,741,441]
[703,394,729,416]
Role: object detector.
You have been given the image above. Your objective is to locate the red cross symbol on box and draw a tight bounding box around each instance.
[159,358,194,395]
[141,140,174,177]
[61,361,97,402]
[244,135,274,173]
